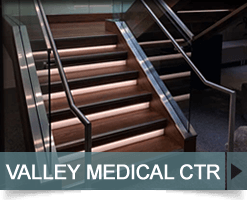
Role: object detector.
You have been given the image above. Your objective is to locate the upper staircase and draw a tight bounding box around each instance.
[125,0,247,41]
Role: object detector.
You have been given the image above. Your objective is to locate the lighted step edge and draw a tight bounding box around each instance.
[48,51,128,68]
[59,130,166,156]
[31,34,118,51]
[43,80,138,101]
[44,85,150,111]
[173,94,190,102]
[40,70,139,94]
[149,52,191,62]
[160,71,191,81]
[37,60,126,77]
[55,119,167,152]
[50,93,152,122]
[51,102,150,130]
[139,39,184,46]
[38,65,132,84]
[33,45,118,61]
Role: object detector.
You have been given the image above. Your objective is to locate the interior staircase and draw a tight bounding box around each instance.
[31,17,189,153]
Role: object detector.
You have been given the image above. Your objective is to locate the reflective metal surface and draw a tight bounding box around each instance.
[36,0,92,152]
[141,0,237,152]
[4,16,59,181]
[114,20,196,140]
[155,0,194,41]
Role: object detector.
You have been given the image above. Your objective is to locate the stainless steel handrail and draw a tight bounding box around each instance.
[35,0,92,152]
[156,0,194,41]
[141,0,236,152]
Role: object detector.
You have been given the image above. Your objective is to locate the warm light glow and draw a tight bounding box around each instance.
[173,94,190,102]
[33,45,117,58]
[149,53,191,62]
[160,71,191,81]
[59,45,117,54]
[139,39,184,46]
[51,102,150,130]
[43,80,137,101]
[177,9,231,13]
[37,60,126,77]
[92,129,164,152]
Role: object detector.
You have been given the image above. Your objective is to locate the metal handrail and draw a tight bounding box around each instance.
[35,0,92,152]
[141,0,236,152]
[155,0,194,41]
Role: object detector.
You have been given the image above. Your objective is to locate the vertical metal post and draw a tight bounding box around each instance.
[48,49,51,153]
[228,92,236,152]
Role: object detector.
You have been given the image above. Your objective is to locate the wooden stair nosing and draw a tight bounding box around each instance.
[50,93,152,122]
[41,70,139,94]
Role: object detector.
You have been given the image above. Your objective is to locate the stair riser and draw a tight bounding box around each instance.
[33,45,117,61]
[37,60,127,77]
[155,64,190,75]
[51,102,150,131]
[31,34,118,52]
[50,93,152,122]
[49,51,128,68]
[164,76,191,96]
[41,71,139,94]
[56,120,167,152]
[43,80,138,101]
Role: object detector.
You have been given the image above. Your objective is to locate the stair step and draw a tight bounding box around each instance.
[52,102,150,130]
[107,135,182,152]
[173,93,190,103]
[45,85,147,112]
[149,52,191,62]
[50,92,152,122]
[49,50,128,68]
[164,75,191,96]
[33,45,118,61]
[37,60,126,78]
[31,34,118,52]
[139,39,185,56]
[41,68,139,94]
[155,63,190,75]
[39,65,131,84]
[139,39,184,48]
[43,80,138,101]
[53,109,167,152]
[160,71,191,81]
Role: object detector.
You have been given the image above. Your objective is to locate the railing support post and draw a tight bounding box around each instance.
[228,92,236,152]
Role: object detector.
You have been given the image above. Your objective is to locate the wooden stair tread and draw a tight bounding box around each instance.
[35,50,127,70]
[149,52,191,62]
[48,50,128,67]
[45,85,148,112]
[39,65,131,84]
[107,135,183,152]
[40,68,138,94]
[50,91,152,122]
[53,109,167,152]
[31,34,118,52]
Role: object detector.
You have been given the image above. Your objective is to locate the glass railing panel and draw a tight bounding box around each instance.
[114,0,241,152]
[113,0,192,132]
[2,0,20,23]
[19,0,52,153]
[2,1,21,152]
